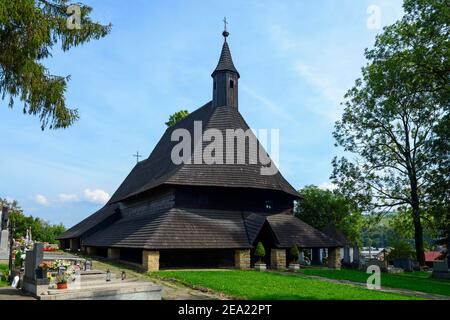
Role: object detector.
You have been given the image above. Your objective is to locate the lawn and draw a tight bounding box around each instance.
[298,268,450,297]
[151,270,420,300]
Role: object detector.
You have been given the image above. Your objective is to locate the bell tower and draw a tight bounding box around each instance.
[212,18,240,109]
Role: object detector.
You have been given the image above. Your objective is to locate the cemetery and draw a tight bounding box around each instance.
[1,203,449,300]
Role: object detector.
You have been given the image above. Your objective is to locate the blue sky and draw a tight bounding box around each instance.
[0,0,404,227]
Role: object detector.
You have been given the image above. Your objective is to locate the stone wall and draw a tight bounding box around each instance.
[234,249,250,269]
[107,248,120,260]
[328,247,341,269]
[143,250,160,271]
[270,249,286,269]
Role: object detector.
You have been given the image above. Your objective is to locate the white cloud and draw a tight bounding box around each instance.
[241,84,295,124]
[269,25,302,52]
[84,188,110,205]
[294,62,344,121]
[58,193,79,203]
[295,63,343,105]
[34,194,49,206]
[318,182,337,191]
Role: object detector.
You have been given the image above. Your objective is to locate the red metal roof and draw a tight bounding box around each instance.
[425,251,442,262]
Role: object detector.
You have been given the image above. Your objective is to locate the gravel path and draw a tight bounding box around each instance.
[0,287,36,300]
[89,257,226,300]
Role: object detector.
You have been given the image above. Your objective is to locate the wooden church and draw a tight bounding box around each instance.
[58,28,342,271]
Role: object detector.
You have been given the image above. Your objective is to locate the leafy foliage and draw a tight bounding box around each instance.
[0,198,65,243]
[331,0,449,265]
[165,110,189,127]
[387,239,416,260]
[289,245,299,263]
[255,242,266,262]
[295,185,363,244]
[0,0,111,129]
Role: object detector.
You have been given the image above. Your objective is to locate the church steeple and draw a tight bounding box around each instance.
[212,18,239,109]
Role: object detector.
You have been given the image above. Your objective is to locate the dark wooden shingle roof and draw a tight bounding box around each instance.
[82,207,252,249]
[267,214,340,248]
[108,101,299,203]
[58,100,299,240]
[322,223,351,246]
[77,208,341,250]
[57,204,119,240]
[212,40,240,77]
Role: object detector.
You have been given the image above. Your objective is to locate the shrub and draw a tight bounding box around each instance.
[255,242,266,263]
[290,245,300,263]
[0,264,9,282]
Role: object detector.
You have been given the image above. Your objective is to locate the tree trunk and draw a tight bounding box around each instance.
[409,167,425,266]
[412,205,425,266]
[410,174,425,266]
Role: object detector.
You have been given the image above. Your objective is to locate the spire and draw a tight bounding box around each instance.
[212,18,240,109]
[211,18,240,78]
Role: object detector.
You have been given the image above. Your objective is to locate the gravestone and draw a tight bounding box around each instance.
[393,258,413,272]
[432,260,449,279]
[24,243,44,281]
[368,259,387,272]
[84,259,92,271]
[22,243,49,296]
[0,207,10,263]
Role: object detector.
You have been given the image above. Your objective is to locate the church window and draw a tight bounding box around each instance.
[265,200,273,210]
[230,80,234,88]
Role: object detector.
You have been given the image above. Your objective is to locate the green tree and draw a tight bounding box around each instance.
[255,242,266,263]
[0,198,65,243]
[426,115,450,256]
[0,0,111,130]
[295,185,363,244]
[332,0,449,265]
[165,110,189,127]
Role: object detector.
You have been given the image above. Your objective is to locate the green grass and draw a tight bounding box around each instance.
[151,270,420,300]
[298,268,450,297]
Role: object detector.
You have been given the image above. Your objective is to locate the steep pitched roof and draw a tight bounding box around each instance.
[58,101,299,240]
[108,102,299,203]
[212,40,239,77]
[244,213,268,244]
[267,214,340,248]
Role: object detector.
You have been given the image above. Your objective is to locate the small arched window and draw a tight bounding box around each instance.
[230,80,234,89]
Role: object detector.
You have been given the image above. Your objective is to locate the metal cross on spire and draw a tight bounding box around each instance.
[223,17,228,32]
[222,17,229,40]
[133,151,142,164]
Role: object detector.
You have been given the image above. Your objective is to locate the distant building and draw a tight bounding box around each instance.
[425,251,444,268]
[360,247,388,260]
